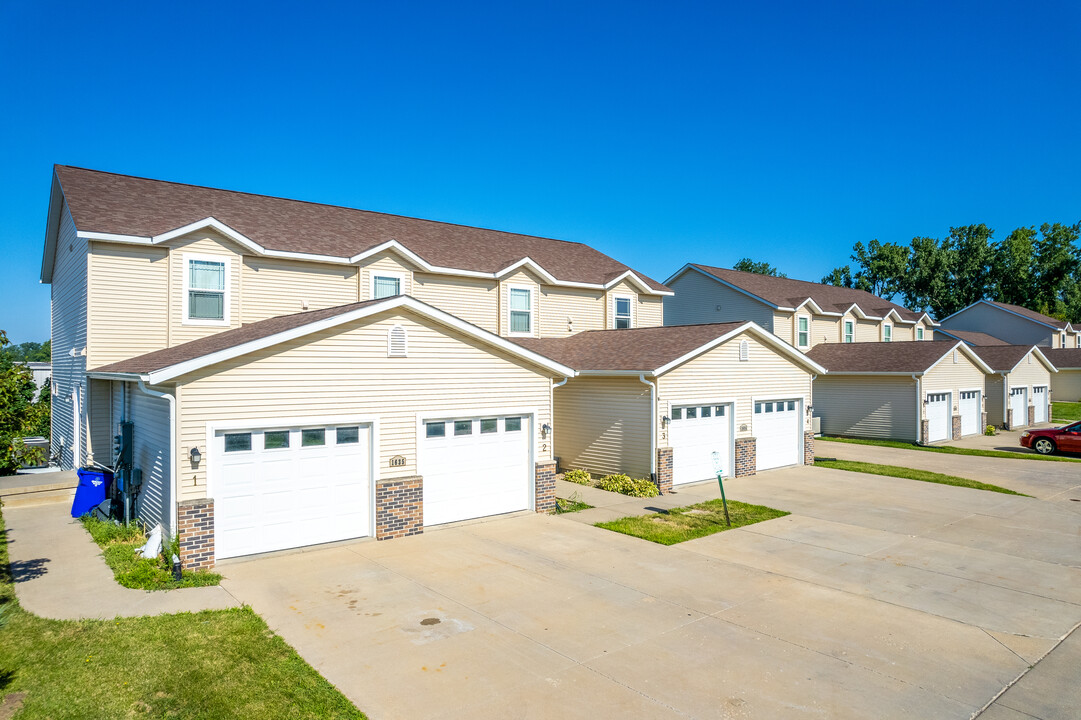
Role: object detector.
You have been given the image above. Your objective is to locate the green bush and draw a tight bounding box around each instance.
[596,473,659,497]
[562,469,592,485]
[984,425,997,436]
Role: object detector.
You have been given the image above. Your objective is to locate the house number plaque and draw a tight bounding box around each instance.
[389,455,406,468]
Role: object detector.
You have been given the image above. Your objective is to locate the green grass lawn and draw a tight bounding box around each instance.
[1,509,366,719]
[552,497,593,514]
[80,516,221,590]
[814,457,1028,496]
[596,499,788,545]
[1052,401,1081,422]
[820,435,1081,463]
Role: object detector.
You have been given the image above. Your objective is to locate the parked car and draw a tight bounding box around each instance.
[1021,422,1081,455]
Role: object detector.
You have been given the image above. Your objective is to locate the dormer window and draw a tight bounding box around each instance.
[614,296,632,329]
[184,255,228,324]
[883,324,892,342]
[916,327,924,341]
[797,316,809,348]
[843,320,854,344]
[372,273,402,300]
[508,286,533,335]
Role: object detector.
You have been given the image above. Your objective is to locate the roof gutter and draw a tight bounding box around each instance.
[135,380,178,541]
[638,373,658,478]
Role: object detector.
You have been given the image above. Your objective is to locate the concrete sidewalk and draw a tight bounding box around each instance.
[3,502,239,620]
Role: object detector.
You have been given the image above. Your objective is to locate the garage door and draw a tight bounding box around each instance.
[669,403,733,484]
[1032,386,1047,423]
[420,414,531,526]
[959,391,980,436]
[755,399,802,471]
[1010,387,1027,428]
[926,393,950,443]
[213,423,372,560]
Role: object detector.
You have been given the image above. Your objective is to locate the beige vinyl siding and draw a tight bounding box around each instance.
[168,231,244,345]
[50,204,88,469]
[411,272,498,332]
[242,256,358,321]
[657,331,812,441]
[637,295,663,328]
[1006,355,1053,391]
[986,374,1006,425]
[175,309,554,500]
[553,376,651,478]
[87,243,169,367]
[940,303,1054,346]
[773,311,794,344]
[922,350,987,399]
[539,287,604,337]
[500,269,542,337]
[122,382,174,534]
[810,316,840,347]
[1051,368,1081,403]
[854,319,880,342]
[605,281,638,329]
[813,375,918,441]
[88,379,113,464]
[356,252,415,301]
[663,270,774,329]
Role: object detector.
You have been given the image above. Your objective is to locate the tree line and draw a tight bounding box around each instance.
[0,339,50,363]
[736,222,1081,321]
[0,331,51,474]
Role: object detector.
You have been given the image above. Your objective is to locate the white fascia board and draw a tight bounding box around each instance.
[1029,347,1059,373]
[793,298,827,315]
[652,322,827,376]
[576,369,655,376]
[676,266,783,309]
[40,175,64,283]
[820,371,925,377]
[146,296,576,383]
[152,217,266,253]
[86,371,150,382]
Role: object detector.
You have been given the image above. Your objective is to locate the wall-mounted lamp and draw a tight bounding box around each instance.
[541,423,552,438]
[661,415,670,426]
[189,446,202,468]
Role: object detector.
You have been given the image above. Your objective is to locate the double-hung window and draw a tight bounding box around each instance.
[916,327,924,341]
[883,324,893,342]
[843,320,854,343]
[797,316,809,348]
[186,256,227,323]
[509,287,532,335]
[372,273,402,299]
[614,296,632,329]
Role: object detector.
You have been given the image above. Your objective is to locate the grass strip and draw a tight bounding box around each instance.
[0,508,365,719]
[80,515,221,590]
[552,498,592,514]
[819,435,1081,463]
[1051,401,1081,423]
[596,498,788,545]
[814,457,1028,496]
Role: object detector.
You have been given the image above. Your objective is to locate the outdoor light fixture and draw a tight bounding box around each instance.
[189,446,202,467]
[541,423,552,437]
[661,415,670,426]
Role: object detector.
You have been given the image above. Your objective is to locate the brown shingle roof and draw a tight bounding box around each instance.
[985,301,1069,330]
[805,341,970,373]
[511,323,750,372]
[934,329,1010,346]
[54,165,668,292]
[688,265,927,323]
[968,345,1040,373]
[1043,348,1081,369]
[91,298,389,375]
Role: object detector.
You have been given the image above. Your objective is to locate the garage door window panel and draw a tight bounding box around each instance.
[480,418,498,434]
[426,422,446,438]
[336,426,359,444]
[454,420,473,436]
[224,433,252,453]
[505,417,522,432]
[302,429,326,447]
[264,431,290,450]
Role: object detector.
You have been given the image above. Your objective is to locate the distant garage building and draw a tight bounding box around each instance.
[970,346,1055,429]
[1043,349,1081,404]
[808,341,992,444]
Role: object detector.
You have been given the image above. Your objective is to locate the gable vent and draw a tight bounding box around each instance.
[953,350,959,363]
[739,339,749,362]
[388,325,408,357]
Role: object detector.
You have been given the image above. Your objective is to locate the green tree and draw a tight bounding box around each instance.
[901,236,952,317]
[1032,222,1081,317]
[849,239,908,298]
[0,330,49,475]
[945,224,995,313]
[991,227,1037,306]
[820,265,855,287]
[732,258,786,277]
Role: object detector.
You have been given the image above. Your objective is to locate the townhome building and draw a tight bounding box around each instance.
[939,300,1081,349]
[42,166,817,568]
[663,264,937,350]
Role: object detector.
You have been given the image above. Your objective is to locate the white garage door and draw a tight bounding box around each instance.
[1010,387,1027,428]
[669,403,733,484]
[755,399,802,471]
[926,393,950,443]
[959,391,980,437]
[420,414,531,526]
[1032,386,1047,423]
[213,423,372,560]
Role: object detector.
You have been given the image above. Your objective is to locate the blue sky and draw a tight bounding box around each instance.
[1,0,1078,343]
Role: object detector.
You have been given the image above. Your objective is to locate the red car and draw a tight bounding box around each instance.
[1021,422,1081,455]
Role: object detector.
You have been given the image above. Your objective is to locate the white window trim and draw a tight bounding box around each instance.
[882,323,893,342]
[843,320,854,343]
[182,253,231,326]
[369,270,406,300]
[796,315,810,348]
[612,294,634,329]
[506,284,535,337]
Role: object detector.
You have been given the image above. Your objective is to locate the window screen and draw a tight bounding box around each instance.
[509,288,531,333]
[373,276,400,299]
[188,259,225,320]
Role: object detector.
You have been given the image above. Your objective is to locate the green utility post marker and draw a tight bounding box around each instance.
[711,452,732,527]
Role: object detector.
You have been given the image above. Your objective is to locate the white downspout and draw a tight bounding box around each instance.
[550,377,569,466]
[71,385,81,469]
[1001,372,1009,427]
[912,374,921,443]
[638,373,657,476]
[136,380,178,538]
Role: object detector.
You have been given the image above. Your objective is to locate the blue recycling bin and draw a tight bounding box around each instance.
[71,468,113,518]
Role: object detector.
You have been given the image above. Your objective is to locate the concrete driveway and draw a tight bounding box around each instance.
[221,465,1081,719]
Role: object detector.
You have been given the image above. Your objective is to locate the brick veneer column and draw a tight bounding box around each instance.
[1005,409,1013,430]
[920,419,929,444]
[177,498,215,570]
[654,447,673,494]
[951,414,962,439]
[534,461,556,513]
[376,475,423,540]
[803,431,815,465]
[734,437,756,477]
[981,412,988,433]
[1028,405,1036,426]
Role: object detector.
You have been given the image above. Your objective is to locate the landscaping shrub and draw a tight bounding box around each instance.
[984,425,997,436]
[596,473,659,498]
[562,469,592,485]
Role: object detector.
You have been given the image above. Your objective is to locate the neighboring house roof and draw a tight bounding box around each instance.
[14,362,52,370]
[1043,348,1081,370]
[805,341,992,375]
[939,299,1074,331]
[88,295,576,383]
[667,264,933,324]
[969,345,1056,374]
[933,328,1010,346]
[511,322,826,375]
[42,166,670,294]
